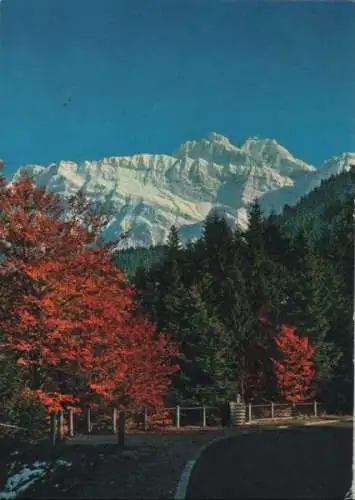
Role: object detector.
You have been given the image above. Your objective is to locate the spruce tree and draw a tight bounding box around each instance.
[201,210,235,299]
[286,247,342,400]
[165,225,181,257]
[245,199,265,250]
[163,284,232,405]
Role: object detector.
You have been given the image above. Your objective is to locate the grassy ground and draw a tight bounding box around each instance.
[186,426,352,499]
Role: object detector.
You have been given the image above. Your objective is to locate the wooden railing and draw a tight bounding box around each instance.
[247,401,320,422]
[1,400,322,446]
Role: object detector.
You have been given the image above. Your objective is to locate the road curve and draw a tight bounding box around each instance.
[183,425,352,499]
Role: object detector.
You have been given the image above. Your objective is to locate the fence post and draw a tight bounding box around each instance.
[57,410,64,441]
[50,412,57,447]
[292,402,296,418]
[143,406,148,431]
[248,403,252,423]
[68,409,74,438]
[271,402,275,419]
[118,411,125,446]
[86,407,92,434]
[176,405,180,429]
[113,408,117,434]
[314,400,318,418]
[202,406,206,428]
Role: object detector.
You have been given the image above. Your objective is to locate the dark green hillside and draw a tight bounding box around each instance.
[276,168,354,240]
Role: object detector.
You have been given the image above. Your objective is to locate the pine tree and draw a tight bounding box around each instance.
[286,247,342,399]
[200,210,235,299]
[238,201,298,401]
[243,199,269,315]
[166,225,181,259]
[245,199,265,251]
[163,283,232,405]
[262,213,297,270]
[139,227,184,333]
[316,196,354,412]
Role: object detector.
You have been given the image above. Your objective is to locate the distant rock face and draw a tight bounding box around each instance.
[11,133,354,249]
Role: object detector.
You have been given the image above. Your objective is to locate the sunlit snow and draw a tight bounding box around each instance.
[12,133,354,248]
[0,458,72,500]
[0,461,48,499]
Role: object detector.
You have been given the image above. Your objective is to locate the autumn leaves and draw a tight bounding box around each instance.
[0,166,316,419]
[0,169,178,414]
[272,325,315,402]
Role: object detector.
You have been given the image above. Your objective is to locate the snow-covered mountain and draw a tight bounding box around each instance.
[11,133,354,248]
[305,152,355,193]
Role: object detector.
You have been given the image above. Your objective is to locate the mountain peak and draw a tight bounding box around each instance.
[207,132,234,146]
[241,136,280,148]
[240,136,317,175]
[10,132,351,249]
[174,132,240,162]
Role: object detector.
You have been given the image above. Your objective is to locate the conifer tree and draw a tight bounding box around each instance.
[163,283,232,405]
[286,247,342,399]
[200,210,235,301]
[243,199,268,314]
[166,225,181,258]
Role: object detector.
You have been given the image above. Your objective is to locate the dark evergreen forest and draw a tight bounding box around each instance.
[113,169,354,413]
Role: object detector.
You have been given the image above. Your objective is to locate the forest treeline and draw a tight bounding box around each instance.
[0,168,353,436]
[116,169,354,413]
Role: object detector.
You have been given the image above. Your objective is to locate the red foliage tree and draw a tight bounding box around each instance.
[272,324,315,402]
[0,168,179,413]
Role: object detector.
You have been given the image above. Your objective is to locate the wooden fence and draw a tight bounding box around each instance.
[1,400,321,447]
[248,401,320,422]
[49,404,222,442]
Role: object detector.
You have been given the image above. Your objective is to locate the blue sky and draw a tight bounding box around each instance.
[0,0,354,177]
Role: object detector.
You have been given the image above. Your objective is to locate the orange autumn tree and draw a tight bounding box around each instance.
[0,168,178,413]
[272,324,315,402]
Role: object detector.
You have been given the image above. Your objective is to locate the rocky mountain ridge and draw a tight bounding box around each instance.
[12,133,355,248]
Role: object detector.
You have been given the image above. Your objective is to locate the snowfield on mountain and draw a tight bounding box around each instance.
[12,132,355,248]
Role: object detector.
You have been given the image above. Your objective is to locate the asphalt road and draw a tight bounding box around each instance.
[186,425,353,499]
